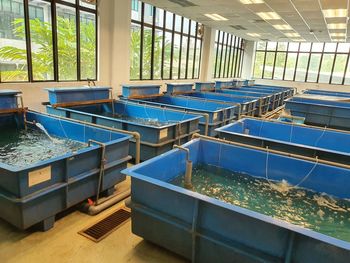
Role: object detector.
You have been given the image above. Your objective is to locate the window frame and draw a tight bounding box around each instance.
[213,30,245,79]
[0,0,98,83]
[254,41,350,85]
[130,1,202,81]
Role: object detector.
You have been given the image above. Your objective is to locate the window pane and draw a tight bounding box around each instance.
[153,29,163,79]
[187,37,195,78]
[183,18,189,34]
[284,53,297,80]
[288,42,299,52]
[131,0,141,20]
[0,0,28,82]
[277,42,287,51]
[337,43,350,53]
[274,52,286,80]
[56,4,77,81]
[80,11,96,80]
[324,43,337,52]
[143,4,153,24]
[172,33,180,79]
[79,0,96,10]
[256,41,266,50]
[253,51,264,78]
[174,15,181,32]
[319,54,334,83]
[263,52,275,78]
[306,54,321,82]
[299,42,311,52]
[130,23,141,79]
[163,31,172,79]
[142,26,152,79]
[266,42,277,51]
[295,53,309,81]
[194,39,201,78]
[331,54,347,84]
[180,35,188,79]
[155,8,164,27]
[165,11,173,29]
[311,43,323,52]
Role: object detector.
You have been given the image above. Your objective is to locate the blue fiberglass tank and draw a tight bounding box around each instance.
[166,83,258,116]
[215,118,350,165]
[121,84,239,137]
[231,86,285,109]
[123,137,350,263]
[303,89,350,98]
[47,100,200,161]
[0,110,131,231]
[213,89,272,116]
[285,95,350,131]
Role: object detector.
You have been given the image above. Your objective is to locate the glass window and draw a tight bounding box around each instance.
[266,42,277,51]
[299,42,311,52]
[213,30,243,78]
[277,42,287,51]
[263,52,275,79]
[274,52,286,80]
[319,54,334,83]
[194,39,201,78]
[331,54,347,84]
[295,53,309,82]
[254,41,350,85]
[0,0,28,82]
[163,31,172,79]
[80,11,96,80]
[79,0,96,10]
[324,43,337,53]
[131,0,139,11]
[288,42,299,52]
[180,35,188,79]
[256,41,266,50]
[253,51,265,78]
[306,54,321,82]
[56,4,77,81]
[153,29,163,79]
[142,26,152,79]
[130,23,141,80]
[311,43,323,52]
[284,53,297,80]
[344,58,350,85]
[130,3,202,80]
[337,43,350,53]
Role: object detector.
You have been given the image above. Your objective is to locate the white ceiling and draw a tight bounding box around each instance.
[142,0,350,42]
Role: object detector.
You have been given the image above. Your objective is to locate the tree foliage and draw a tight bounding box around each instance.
[0,17,96,82]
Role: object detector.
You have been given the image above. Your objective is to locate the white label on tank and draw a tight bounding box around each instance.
[160,129,168,140]
[28,166,51,187]
[213,112,218,121]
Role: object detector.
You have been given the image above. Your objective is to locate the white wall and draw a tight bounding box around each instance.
[241,40,255,79]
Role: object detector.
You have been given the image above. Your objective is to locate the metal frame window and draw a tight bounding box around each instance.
[130,0,203,81]
[0,0,98,83]
[213,30,244,79]
[253,41,350,85]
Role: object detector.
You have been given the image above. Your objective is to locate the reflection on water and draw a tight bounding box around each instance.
[0,127,86,168]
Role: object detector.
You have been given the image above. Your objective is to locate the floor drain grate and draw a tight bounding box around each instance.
[79,207,131,242]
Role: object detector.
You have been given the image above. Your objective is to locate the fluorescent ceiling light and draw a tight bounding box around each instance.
[291,38,305,42]
[240,0,264,4]
[323,9,347,18]
[204,14,228,21]
[285,32,300,37]
[247,33,261,37]
[328,23,347,29]
[330,32,346,37]
[256,12,281,20]
[273,24,292,30]
[332,38,346,42]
